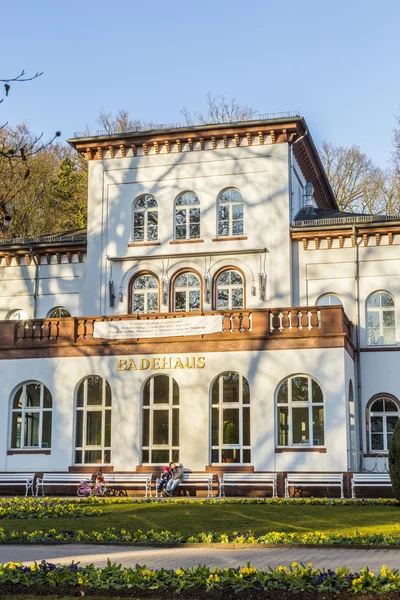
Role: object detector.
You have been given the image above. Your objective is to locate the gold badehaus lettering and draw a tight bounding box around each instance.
[117,356,206,371]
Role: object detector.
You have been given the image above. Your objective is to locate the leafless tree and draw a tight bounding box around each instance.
[94,108,157,135]
[181,93,258,125]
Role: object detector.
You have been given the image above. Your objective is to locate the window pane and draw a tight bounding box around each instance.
[134,227,144,241]
[175,291,187,311]
[77,383,84,407]
[243,449,251,463]
[11,413,21,448]
[105,382,112,407]
[148,225,158,241]
[172,409,179,446]
[381,292,394,307]
[13,388,23,409]
[232,221,244,236]
[148,211,158,225]
[212,407,219,445]
[278,407,289,446]
[152,449,169,464]
[212,380,220,405]
[367,293,380,307]
[133,294,145,313]
[87,376,103,406]
[175,225,186,239]
[218,222,229,236]
[387,416,398,433]
[105,410,111,447]
[26,384,41,407]
[278,380,288,404]
[147,292,158,313]
[75,410,83,447]
[175,209,186,224]
[43,387,52,408]
[153,375,170,403]
[292,377,309,402]
[187,273,200,287]
[223,409,239,444]
[217,272,229,286]
[371,416,383,432]
[217,290,229,309]
[230,272,243,284]
[142,409,149,446]
[153,410,169,444]
[312,406,324,445]
[188,290,200,310]
[292,407,309,444]
[383,311,395,327]
[243,379,250,404]
[232,288,243,308]
[173,380,179,405]
[222,372,240,402]
[75,450,82,464]
[142,449,149,463]
[104,450,111,464]
[24,412,40,446]
[385,399,398,411]
[222,448,240,463]
[143,380,150,406]
[134,212,145,226]
[243,406,250,445]
[84,450,102,463]
[312,380,323,403]
[232,205,243,219]
[371,434,384,450]
[42,411,52,448]
[211,449,219,463]
[371,398,384,411]
[86,411,102,445]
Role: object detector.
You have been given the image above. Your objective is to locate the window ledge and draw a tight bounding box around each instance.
[275,447,327,453]
[128,241,161,247]
[213,236,248,242]
[7,449,51,455]
[170,239,204,245]
[363,452,388,457]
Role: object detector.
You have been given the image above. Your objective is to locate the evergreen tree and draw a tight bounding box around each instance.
[389,419,400,500]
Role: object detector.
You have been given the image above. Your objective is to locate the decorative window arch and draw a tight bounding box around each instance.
[211,372,250,464]
[276,375,324,447]
[316,294,342,307]
[47,307,71,318]
[7,309,29,320]
[128,272,159,314]
[10,382,52,449]
[74,375,112,465]
[174,191,200,240]
[141,374,179,464]
[171,269,202,312]
[366,394,400,453]
[217,188,244,238]
[132,195,158,242]
[366,291,396,346]
[214,268,244,310]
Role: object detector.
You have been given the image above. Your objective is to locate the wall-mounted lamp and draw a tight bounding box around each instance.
[204,274,210,303]
[251,280,256,296]
[118,288,123,303]
[161,278,168,306]
[109,280,115,307]
[258,273,266,301]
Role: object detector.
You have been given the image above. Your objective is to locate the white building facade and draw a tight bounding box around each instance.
[0,114,397,494]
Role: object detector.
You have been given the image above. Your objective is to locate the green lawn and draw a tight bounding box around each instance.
[2,503,400,536]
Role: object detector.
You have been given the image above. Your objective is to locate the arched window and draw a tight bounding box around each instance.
[368,395,399,452]
[47,307,71,318]
[217,188,244,238]
[316,294,342,307]
[10,382,52,449]
[75,375,112,465]
[174,191,200,240]
[173,271,201,312]
[132,195,158,242]
[215,269,244,309]
[7,309,29,321]
[141,374,179,464]
[367,291,396,346]
[130,273,159,313]
[276,375,324,447]
[211,372,250,464]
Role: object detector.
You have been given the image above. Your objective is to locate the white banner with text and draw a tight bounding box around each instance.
[93,315,223,340]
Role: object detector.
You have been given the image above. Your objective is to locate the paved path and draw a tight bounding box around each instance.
[0,545,399,571]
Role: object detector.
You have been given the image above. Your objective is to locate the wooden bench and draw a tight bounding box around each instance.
[155,471,215,497]
[219,472,277,497]
[351,473,392,498]
[0,473,35,496]
[103,473,152,497]
[285,473,344,499]
[36,473,90,496]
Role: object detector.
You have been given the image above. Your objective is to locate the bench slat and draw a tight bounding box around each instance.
[351,473,392,498]
[220,472,277,497]
[285,473,344,499]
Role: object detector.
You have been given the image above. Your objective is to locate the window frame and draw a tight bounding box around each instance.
[74,375,112,466]
[276,375,325,448]
[216,188,244,238]
[316,294,343,307]
[141,374,180,465]
[128,271,160,314]
[10,381,52,450]
[366,291,396,346]
[366,393,400,454]
[7,309,29,321]
[213,267,245,310]
[170,269,203,313]
[132,194,158,243]
[47,307,71,318]
[174,191,201,241]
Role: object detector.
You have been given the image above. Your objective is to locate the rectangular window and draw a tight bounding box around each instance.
[312,406,324,445]
[86,411,102,446]
[278,407,289,446]
[292,407,309,444]
[24,412,40,447]
[153,410,169,445]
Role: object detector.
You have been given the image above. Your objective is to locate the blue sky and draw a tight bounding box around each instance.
[2,0,400,168]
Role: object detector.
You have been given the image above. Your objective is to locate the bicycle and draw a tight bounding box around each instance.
[76,479,110,497]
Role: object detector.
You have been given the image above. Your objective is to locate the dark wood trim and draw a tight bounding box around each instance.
[127,270,160,315]
[212,265,246,310]
[365,392,400,453]
[169,267,203,313]
[361,347,400,352]
[212,236,248,242]
[363,452,389,458]
[169,239,204,245]
[7,449,51,455]
[275,447,327,453]
[128,242,161,247]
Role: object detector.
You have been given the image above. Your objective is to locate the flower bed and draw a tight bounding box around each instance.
[79,496,400,506]
[0,527,400,546]
[0,560,398,597]
[0,498,101,519]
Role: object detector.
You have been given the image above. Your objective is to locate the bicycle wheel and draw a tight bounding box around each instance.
[77,485,90,497]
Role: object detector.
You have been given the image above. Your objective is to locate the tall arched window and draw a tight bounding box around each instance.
[142,375,179,464]
[367,291,396,346]
[276,375,324,447]
[211,372,250,464]
[10,382,52,449]
[7,309,29,320]
[174,192,200,240]
[47,307,71,318]
[217,188,244,237]
[75,376,112,465]
[367,395,399,452]
[173,271,201,312]
[132,195,158,242]
[316,294,342,307]
[215,269,244,309]
[130,273,159,313]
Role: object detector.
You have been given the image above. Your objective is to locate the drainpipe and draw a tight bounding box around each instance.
[29,248,39,319]
[353,226,362,468]
[290,130,308,218]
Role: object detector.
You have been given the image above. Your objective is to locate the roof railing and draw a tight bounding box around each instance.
[292,214,400,228]
[0,233,87,247]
